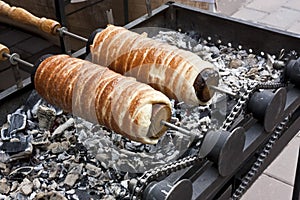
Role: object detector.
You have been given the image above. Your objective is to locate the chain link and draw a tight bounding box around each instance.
[231,116,290,199]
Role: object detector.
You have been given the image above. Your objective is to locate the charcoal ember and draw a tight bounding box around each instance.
[37,105,56,130]
[0,178,10,194]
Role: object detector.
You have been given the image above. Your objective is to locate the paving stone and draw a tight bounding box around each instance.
[287,20,300,34]
[246,0,289,13]
[0,30,31,47]
[259,7,300,30]
[216,0,250,16]
[284,0,300,11]
[15,37,53,55]
[231,7,268,23]
[241,174,293,200]
[264,136,300,186]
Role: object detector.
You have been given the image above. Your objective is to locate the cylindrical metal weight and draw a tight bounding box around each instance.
[143,179,193,200]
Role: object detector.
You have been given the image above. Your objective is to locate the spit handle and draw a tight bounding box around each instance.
[0,1,61,35]
[0,43,9,61]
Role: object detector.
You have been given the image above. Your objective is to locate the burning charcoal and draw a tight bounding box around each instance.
[19,178,33,196]
[37,105,56,130]
[0,178,10,194]
[7,113,27,134]
[52,118,75,139]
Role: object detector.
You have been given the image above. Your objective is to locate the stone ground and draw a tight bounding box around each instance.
[217,0,300,199]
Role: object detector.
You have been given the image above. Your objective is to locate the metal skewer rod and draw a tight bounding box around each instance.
[57,27,88,43]
[209,85,238,97]
[2,52,34,68]
[161,120,191,135]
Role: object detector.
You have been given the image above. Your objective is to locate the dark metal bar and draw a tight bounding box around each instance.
[209,85,237,97]
[11,64,23,89]
[58,27,88,43]
[54,0,67,53]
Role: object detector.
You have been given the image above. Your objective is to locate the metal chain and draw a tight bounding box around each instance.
[221,81,258,131]
[221,81,286,131]
[131,155,201,199]
[131,81,286,199]
[231,116,290,199]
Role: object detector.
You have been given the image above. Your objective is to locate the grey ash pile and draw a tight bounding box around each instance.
[0,91,130,200]
[0,90,209,200]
